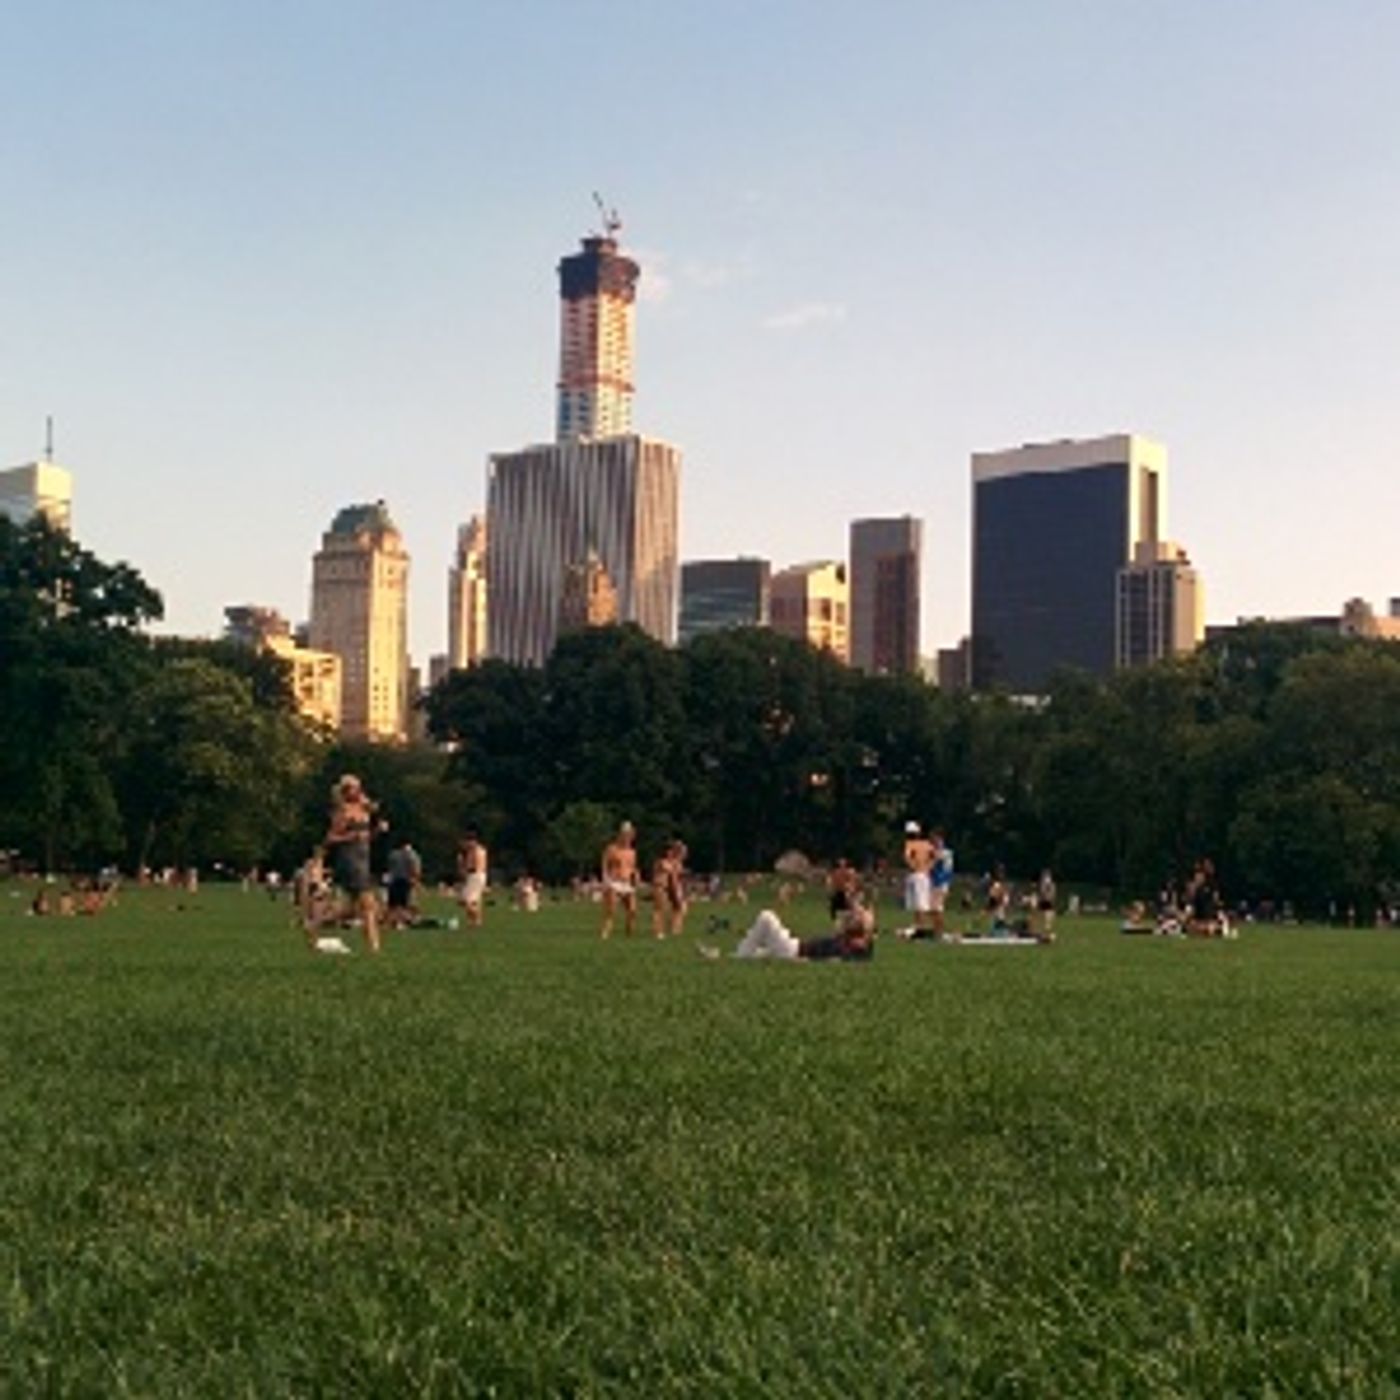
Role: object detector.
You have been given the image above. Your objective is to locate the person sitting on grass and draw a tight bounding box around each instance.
[700,904,876,962]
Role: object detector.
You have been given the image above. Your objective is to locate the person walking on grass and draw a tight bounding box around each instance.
[457,832,488,928]
[324,774,386,953]
[600,821,639,939]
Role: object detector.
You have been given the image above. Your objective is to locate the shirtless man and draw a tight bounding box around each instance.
[903,821,936,936]
[601,821,639,938]
[458,832,488,928]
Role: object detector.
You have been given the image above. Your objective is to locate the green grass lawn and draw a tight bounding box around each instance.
[1,884,1396,1396]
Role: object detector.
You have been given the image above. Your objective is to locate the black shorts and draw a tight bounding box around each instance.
[387,877,412,910]
[829,891,853,920]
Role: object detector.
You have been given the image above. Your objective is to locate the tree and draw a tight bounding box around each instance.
[0,517,163,869]
[118,657,316,870]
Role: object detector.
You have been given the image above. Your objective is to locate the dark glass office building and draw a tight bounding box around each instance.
[971,435,1166,693]
[679,558,771,643]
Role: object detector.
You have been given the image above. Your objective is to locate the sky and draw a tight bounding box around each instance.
[4,0,1400,662]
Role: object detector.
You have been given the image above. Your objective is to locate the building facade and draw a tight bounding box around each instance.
[486,223,680,667]
[849,516,922,674]
[447,514,488,670]
[972,434,1167,693]
[770,561,849,660]
[556,234,639,442]
[223,605,342,732]
[1115,542,1204,669]
[559,548,620,632]
[488,435,679,665]
[0,462,73,531]
[308,501,410,741]
[679,558,771,643]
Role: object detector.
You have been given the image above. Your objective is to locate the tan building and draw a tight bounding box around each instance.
[223,605,342,732]
[559,549,619,633]
[0,461,73,531]
[447,515,488,670]
[308,502,410,741]
[1115,541,1204,669]
[771,561,849,660]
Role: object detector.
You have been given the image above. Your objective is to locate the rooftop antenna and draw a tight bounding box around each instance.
[44,415,54,463]
[592,190,622,240]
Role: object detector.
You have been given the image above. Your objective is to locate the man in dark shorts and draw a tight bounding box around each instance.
[827,858,860,923]
[385,841,422,928]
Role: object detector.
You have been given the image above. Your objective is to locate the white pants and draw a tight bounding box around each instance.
[735,909,802,960]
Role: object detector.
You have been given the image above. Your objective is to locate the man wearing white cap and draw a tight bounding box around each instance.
[903,820,936,937]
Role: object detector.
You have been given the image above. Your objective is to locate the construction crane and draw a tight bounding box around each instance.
[592,191,622,240]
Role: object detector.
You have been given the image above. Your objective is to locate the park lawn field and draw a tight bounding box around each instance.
[0,886,1396,1397]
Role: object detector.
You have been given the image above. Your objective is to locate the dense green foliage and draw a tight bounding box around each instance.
[0,888,1395,1393]
[0,517,317,872]
[7,518,1400,911]
[430,623,1400,913]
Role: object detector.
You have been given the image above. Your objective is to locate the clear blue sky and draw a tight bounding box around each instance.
[4,1,1400,660]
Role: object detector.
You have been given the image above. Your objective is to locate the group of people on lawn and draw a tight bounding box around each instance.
[301,770,1226,958]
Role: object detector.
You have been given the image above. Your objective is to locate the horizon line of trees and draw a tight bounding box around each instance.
[6,515,1400,917]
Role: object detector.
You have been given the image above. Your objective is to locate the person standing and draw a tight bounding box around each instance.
[903,821,936,936]
[457,832,488,928]
[651,839,689,939]
[930,830,955,937]
[600,821,639,939]
[1035,868,1057,940]
[827,858,860,924]
[385,841,422,929]
[325,774,385,953]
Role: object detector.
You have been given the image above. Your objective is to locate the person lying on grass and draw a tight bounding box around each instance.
[699,905,876,962]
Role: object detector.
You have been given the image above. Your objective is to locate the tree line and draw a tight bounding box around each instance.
[5,516,1400,915]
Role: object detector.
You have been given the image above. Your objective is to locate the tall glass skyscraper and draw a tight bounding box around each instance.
[971,434,1167,693]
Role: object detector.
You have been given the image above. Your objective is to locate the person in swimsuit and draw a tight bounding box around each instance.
[458,833,488,928]
[600,822,639,939]
[651,839,688,939]
[324,773,385,953]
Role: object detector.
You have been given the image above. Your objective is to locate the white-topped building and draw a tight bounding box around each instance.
[0,462,73,531]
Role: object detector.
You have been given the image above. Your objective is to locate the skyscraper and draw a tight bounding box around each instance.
[556,233,639,442]
[488,435,679,665]
[849,517,922,674]
[0,462,73,531]
[1115,542,1204,669]
[309,501,410,741]
[447,515,488,670]
[679,558,771,643]
[770,561,849,660]
[971,434,1166,692]
[487,221,680,667]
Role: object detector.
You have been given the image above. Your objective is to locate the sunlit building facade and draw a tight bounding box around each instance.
[309,501,410,741]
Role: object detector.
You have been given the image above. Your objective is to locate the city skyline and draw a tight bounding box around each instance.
[4,3,1400,664]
